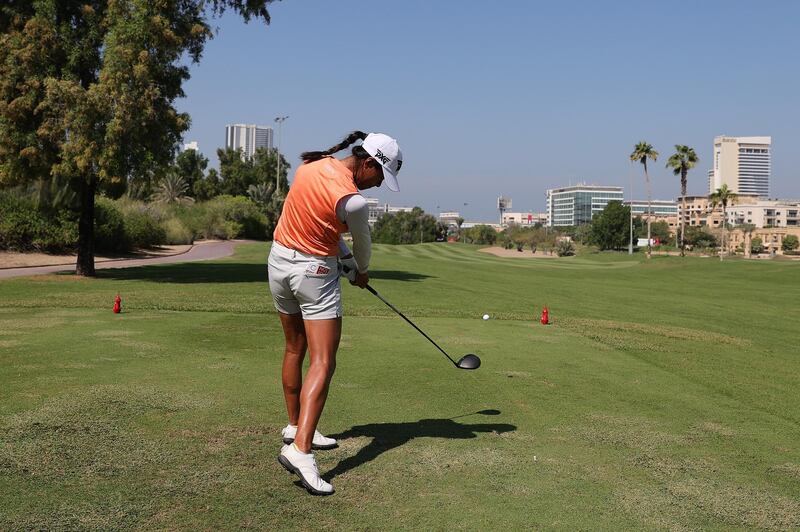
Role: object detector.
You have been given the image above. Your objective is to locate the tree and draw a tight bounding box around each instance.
[750,237,764,255]
[782,234,799,252]
[152,172,194,205]
[372,208,439,244]
[685,226,717,250]
[630,142,659,258]
[193,168,221,201]
[174,149,209,197]
[589,201,632,251]
[465,225,498,245]
[666,145,698,256]
[0,1,276,276]
[637,220,671,246]
[710,184,738,260]
[217,147,289,197]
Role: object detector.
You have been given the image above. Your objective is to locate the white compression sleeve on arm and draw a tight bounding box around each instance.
[336,194,371,273]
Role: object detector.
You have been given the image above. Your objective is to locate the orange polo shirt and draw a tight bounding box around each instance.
[273,157,359,257]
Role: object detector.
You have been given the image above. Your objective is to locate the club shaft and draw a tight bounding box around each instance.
[366,285,458,366]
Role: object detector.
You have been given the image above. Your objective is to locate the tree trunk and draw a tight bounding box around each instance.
[76,178,96,276]
[719,204,726,261]
[680,172,687,257]
[645,166,652,259]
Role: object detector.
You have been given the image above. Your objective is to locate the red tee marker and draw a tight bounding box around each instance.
[540,306,549,325]
[113,294,122,314]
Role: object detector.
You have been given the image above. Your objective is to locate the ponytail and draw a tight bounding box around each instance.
[300,131,369,163]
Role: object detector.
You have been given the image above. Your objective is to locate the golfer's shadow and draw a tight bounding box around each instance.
[324,413,516,480]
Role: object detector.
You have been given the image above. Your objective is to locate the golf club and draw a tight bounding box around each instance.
[363,283,481,370]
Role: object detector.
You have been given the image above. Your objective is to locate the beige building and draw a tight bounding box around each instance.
[678,194,761,228]
[502,212,547,226]
[727,226,800,256]
[710,135,771,196]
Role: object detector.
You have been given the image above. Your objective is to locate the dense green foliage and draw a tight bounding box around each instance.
[637,219,672,245]
[372,207,440,244]
[782,234,798,252]
[1,244,799,529]
[751,237,764,254]
[684,226,718,249]
[589,201,632,250]
[0,193,268,253]
[0,191,77,252]
[0,0,276,274]
[463,224,498,245]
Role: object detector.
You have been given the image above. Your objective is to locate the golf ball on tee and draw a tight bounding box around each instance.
[482,314,490,320]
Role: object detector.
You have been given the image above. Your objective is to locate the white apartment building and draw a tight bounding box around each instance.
[438,212,462,228]
[502,212,547,226]
[225,124,274,159]
[546,185,624,226]
[710,135,771,196]
[725,200,800,228]
[363,198,415,226]
[183,141,199,152]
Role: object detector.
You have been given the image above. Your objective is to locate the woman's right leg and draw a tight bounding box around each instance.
[293,317,341,453]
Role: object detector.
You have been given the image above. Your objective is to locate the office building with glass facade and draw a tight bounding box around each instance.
[546,185,624,226]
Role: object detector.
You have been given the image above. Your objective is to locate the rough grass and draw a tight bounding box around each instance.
[1,243,799,530]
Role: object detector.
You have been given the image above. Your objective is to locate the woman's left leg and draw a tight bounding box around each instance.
[278,311,307,425]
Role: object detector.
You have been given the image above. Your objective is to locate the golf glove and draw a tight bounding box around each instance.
[339,256,358,283]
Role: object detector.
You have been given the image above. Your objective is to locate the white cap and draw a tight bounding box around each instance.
[362,133,403,191]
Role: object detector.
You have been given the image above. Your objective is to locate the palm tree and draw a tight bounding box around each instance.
[666,145,698,257]
[709,183,737,260]
[151,172,194,205]
[630,142,659,258]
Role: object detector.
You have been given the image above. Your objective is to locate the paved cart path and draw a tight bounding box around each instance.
[0,240,253,280]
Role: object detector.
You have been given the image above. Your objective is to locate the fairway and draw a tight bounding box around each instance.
[1,243,799,529]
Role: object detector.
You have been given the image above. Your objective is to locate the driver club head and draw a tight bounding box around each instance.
[456,354,481,370]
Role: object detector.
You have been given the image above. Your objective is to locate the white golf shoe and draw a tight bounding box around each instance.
[281,424,338,450]
[278,443,334,496]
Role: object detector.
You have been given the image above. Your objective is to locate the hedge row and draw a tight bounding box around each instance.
[0,193,269,253]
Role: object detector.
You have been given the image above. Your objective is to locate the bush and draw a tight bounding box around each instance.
[123,209,166,249]
[0,192,77,252]
[162,218,193,245]
[94,197,127,253]
[556,239,576,257]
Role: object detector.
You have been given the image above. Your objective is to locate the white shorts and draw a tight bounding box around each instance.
[268,242,342,320]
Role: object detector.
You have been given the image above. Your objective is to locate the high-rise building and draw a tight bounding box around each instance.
[545,184,624,226]
[709,136,771,196]
[225,124,273,159]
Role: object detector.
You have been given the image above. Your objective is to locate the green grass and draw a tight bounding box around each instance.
[1,243,799,530]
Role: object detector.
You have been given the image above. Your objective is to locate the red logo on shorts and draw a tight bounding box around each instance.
[316,265,330,275]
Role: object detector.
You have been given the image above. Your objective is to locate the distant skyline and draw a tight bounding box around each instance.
[178,0,800,220]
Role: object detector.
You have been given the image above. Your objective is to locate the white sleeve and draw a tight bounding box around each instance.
[336,194,371,273]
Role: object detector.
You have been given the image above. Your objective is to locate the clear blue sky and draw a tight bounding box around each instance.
[179,0,800,221]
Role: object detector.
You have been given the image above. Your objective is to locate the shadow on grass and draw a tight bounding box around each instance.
[325,413,515,480]
[97,264,433,284]
[363,270,433,282]
[96,262,267,283]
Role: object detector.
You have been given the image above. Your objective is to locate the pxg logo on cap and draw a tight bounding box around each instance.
[362,133,402,191]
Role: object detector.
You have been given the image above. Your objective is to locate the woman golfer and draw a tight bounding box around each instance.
[269,131,402,495]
